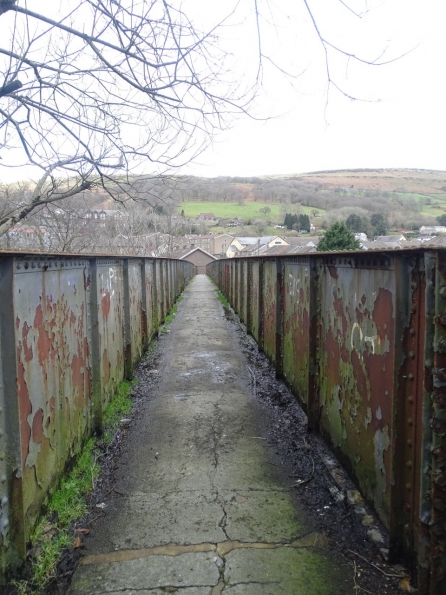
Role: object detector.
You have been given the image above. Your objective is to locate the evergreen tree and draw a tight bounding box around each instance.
[317,222,361,252]
[298,214,310,232]
[370,213,387,236]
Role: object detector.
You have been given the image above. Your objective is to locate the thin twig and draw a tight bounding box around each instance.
[347,549,404,578]
[292,455,315,487]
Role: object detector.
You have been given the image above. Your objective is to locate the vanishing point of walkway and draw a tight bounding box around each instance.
[68,275,352,594]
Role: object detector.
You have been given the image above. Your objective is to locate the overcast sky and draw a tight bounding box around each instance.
[181,0,446,178]
[1,1,445,182]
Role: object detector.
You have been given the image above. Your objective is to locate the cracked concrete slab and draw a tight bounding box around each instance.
[68,275,351,594]
[224,547,351,593]
[68,552,219,594]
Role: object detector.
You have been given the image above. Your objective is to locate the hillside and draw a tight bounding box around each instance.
[88,169,446,235]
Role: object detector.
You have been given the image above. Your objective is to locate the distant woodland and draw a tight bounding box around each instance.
[1,169,446,253]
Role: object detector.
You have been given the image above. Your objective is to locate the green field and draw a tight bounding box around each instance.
[179,201,282,220]
[178,201,326,221]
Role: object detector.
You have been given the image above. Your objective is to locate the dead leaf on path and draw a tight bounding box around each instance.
[399,576,416,592]
[75,528,90,535]
[73,536,82,549]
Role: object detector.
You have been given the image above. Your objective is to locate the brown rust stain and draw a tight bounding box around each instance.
[102,292,111,319]
[16,356,32,467]
[34,303,56,365]
[21,321,33,362]
[31,408,44,444]
[102,348,111,385]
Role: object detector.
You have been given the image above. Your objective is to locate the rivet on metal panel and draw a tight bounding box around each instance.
[408,351,415,359]
[411,304,417,313]
[411,281,417,290]
[406,482,412,491]
[408,395,414,404]
[407,418,413,426]
[409,328,416,336]
[16,263,21,269]
[404,503,412,511]
[433,447,446,459]
[406,460,413,469]
[436,367,446,381]
[439,286,446,299]
[404,524,410,532]
[407,439,413,446]
[408,373,414,381]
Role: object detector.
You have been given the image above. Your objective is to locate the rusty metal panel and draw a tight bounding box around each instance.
[162,260,169,318]
[262,259,277,362]
[240,260,249,324]
[317,255,396,526]
[282,258,311,407]
[144,260,155,341]
[429,251,446,593]
[0,256,22,571]
[155,259,163,324]
[250,260,260,342]
[95,258,125,405]
[127,259,144,367]
[12,256,92,540]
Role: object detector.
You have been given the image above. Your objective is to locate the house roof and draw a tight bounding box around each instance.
[264,244,317,255]
[282,236,320,246]
[375,235,406,242]
[232,236,277,246]
[178,247,217,260]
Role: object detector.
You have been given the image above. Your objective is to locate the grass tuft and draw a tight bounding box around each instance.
[215,288,230,308]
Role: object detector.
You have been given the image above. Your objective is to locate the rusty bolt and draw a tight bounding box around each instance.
[411,304,417,313]
[411,282,417,290]
[432,470,446,487]
[431,419,446,436]
[407,439,413,446]
[407,418,413,426]
[406,460,413,469]
[408,373,414,381]
[406,482,412,490]
[404,503,412,511]
[408,351,415,359]
[409,328,416,336]
[433,447,446,460]
[436,368,446,381]
[408,395,414,404]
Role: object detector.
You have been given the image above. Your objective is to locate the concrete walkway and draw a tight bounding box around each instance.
[69,275,351,594]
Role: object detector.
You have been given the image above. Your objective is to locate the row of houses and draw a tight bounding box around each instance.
[175,231,446,272]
